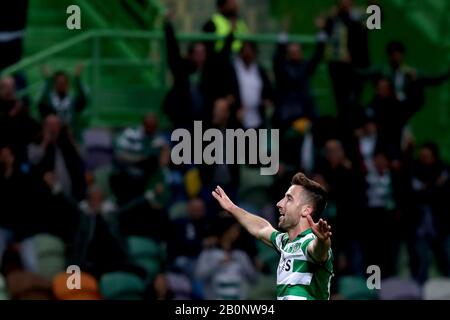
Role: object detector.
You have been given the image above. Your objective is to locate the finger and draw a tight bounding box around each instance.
[212,190,220,200]
[218,186,225,196]
[306,215,315,226]
[318,219,325,228]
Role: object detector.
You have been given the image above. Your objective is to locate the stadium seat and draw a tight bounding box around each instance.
[423,278,450,300]
[52,271,102,300]
[127,236,164,280]
[379,277,422,300]
[0,274,9,300]
[6,270,53,300]
[338,276,378,300]
[99,271,146,300]
[34,234,66,280]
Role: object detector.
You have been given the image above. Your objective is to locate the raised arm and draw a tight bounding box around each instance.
[73,63,88,113]
[306,16,328,76]
[212,186,275,246]
[164,15,183,75]
[306,215,332,263]
[417,68,450,87]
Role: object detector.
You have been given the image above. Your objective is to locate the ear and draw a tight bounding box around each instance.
[300,205,313,218]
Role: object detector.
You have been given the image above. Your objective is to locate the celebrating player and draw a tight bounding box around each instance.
[212,172,333,300]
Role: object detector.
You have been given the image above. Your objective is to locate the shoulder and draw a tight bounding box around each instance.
[299,232,316,253]
[270,230,286,242]
[270,231,288,251]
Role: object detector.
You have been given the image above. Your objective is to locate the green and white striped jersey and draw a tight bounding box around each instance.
[270,228,333,300]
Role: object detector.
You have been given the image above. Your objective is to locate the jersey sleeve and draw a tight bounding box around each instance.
[300,235,315,256]
[302,234,333,270]
[270,231,284,253]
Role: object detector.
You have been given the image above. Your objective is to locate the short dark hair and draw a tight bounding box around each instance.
[53,70,69,81]
[421,141,440,160]
[241,41,258,54]
[291,172,328,217]
[387,41,405,55]
[187,42,204,56]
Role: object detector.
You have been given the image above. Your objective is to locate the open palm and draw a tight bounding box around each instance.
[307,215,332,241]
[212,186,235,212]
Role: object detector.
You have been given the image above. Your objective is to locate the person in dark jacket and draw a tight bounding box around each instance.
[37,64,88,129]
[0,76,40,166]
[404,143,450,283]
[162,11,235,130]
[323,0,370,136]
[366,77,423,161]
[27,115,86,201]
[273,16,328,132]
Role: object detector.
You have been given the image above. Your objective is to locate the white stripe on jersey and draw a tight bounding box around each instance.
[278,272,313,286]
[278,295,307,300]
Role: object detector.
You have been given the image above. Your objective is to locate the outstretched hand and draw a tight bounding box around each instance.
[307,215,332,242]
[211,186,235,213]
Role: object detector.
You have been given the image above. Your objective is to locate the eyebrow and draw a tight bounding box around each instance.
[286,193,293,199]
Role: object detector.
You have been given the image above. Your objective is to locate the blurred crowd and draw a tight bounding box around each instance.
[0,0,449,299]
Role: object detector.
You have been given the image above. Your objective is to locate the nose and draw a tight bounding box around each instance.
[276,199,283,209]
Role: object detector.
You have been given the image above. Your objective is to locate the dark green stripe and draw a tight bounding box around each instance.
[217,282,240,289]
[300,238,314,253]
[277,284,314,299]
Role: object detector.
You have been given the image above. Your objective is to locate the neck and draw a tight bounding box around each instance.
[287,218,310,241]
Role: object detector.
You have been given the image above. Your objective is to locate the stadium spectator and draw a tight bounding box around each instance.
[0,76,40,166]
[366,77,423,161]
[199,98,240,201]
[70,189,129,278]
[315,139,366,275]
[163,10,236,130]
[195,218,257,299]
[272,16,327,132]
[323,0,370,140]
[162,12,207,129]
[110,113,169,205]
[167,198,212,275]
[202,0,249,56]
[361,150,401,278]
[229,41,273,130]
[0,145,55,274]
[405,143,450,283]
[27,115,86,201]
[370,41,450,104]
